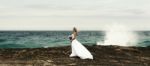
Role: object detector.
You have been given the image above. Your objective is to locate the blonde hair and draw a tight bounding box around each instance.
[73,27,78,36]
[73,27,77,32]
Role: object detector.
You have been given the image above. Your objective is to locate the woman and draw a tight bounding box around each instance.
[69,27,93,59]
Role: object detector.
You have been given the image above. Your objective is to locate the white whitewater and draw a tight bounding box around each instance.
[97,23,137,46]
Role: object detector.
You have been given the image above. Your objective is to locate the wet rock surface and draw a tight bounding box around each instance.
[0,45,149,66]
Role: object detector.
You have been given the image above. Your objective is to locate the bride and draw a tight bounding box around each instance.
[69,27,93,59]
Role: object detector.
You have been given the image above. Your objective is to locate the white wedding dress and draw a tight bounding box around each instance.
[69,34,93,59]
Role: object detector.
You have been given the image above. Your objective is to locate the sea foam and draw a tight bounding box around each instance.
[97,23,138,46]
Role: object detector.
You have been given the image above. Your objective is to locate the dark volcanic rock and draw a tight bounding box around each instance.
[0,45,149,66]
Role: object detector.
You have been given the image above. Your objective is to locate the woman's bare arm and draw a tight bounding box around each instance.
[71,32,77,41]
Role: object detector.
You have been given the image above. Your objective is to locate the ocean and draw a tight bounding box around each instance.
[0,31,149,48]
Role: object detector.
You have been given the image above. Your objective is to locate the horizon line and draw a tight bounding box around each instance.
[0,29,149,32]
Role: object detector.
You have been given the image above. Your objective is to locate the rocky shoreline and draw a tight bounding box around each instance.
[0,45,149,66]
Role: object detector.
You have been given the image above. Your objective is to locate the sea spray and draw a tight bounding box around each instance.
[97,23,138,46]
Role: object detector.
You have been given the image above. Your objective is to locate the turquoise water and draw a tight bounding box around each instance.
[0,31,149,48]
[0,31,104,48]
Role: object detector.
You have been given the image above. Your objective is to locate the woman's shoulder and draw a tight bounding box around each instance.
[71,34,74,37]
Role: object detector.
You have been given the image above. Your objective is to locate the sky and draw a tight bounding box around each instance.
[0,0,150,30]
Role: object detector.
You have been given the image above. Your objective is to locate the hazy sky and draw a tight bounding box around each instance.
[0,0,150,30]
